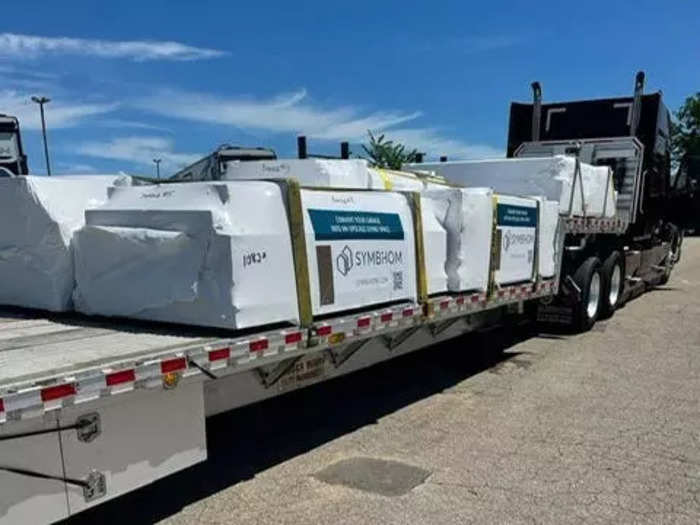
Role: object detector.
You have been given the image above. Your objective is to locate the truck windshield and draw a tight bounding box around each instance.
[0,132,18,161]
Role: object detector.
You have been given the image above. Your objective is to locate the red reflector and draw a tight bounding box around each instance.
[106,369,136,386]
[41,384,76,402]
[380,312,393,323]
[316,325,332,336]
[357,316,371,328]
[249,339,269,352]
[0,398,4,413]
[284,332,302,345]
[161,357,187,374]
[470,295,480,303]
[402,308,413,318]
[440,300,450,310]
[456,297,465,305]
[208,348,231,362]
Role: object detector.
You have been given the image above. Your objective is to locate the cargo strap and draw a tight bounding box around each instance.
[376,168,394,190]
[404,192,428,305]
[284,178,314,327]
[487,193,500,298]
[532,199,541,285]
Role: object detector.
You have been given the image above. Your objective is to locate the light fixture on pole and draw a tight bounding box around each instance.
[31,96,52,176]
[153,158,162,179]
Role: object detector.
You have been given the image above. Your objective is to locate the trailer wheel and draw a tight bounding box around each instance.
[600,251,625,319]
[572,257,602,332]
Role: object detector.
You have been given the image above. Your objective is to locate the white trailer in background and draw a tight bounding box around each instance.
[0,73,681,524]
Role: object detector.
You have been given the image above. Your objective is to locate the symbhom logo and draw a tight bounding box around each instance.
[336,245,353,276]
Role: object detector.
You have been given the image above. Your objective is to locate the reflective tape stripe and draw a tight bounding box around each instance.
[106,369,136,386]
[161,357,187,374]
[41,384,76,402]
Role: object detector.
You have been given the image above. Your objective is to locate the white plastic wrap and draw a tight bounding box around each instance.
[531,197,561,278]
[301,189,418,315]
[405,156,615,217]
[422,188,494,292]
[0,175,131,311]
[224,158,370,188]
[73,181,299,330]
[419,197,449,295]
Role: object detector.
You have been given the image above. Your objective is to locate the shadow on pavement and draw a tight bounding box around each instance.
[64,325,534,524]
[63,286,678,524]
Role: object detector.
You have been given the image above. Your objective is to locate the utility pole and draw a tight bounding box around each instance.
[31,96,51,176]
[153,158,162,179]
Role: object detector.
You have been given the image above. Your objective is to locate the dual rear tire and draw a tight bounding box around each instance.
[571,251,624,332]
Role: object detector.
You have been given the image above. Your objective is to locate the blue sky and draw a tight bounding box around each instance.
[2,1,699,177]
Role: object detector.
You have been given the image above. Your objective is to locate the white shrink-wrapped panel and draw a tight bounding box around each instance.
[73,181,299,330]
[531,197,561,279]
[419,196,448,295]
[0,175,131,311]
[301,189,417,316]
[224,159,370,188]
[405,156,615,217]
[226,160,450,296]
[422,187,494,293]
[495,195,538,285]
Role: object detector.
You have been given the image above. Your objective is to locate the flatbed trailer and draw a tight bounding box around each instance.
[0,72,682,524]
[0,210,673,524]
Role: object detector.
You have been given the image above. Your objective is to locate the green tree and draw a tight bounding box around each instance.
[671,92,700,163]
[361,130,420,170]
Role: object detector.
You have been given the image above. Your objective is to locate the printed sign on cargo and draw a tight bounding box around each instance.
[497,204,537,227]
[307,209,404,240]
[301,190,417,316]
[495,198,538,285]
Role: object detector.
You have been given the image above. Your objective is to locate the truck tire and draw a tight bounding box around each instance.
[572,257,602,332]
[600,251,625,319]
[659,226,682,285]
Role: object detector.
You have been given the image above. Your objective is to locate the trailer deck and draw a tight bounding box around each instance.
[0,308,221,386]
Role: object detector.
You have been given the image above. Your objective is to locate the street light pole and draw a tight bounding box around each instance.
[31,96,52,176]
[153,158,161,179]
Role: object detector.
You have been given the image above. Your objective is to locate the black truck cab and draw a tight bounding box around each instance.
[0,115,28,176]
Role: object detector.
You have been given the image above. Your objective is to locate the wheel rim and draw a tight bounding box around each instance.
[587,272,601,319]
[609,265,621,306]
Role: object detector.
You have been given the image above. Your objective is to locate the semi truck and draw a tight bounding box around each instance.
[0,72,682,524]
[0,115,28,177]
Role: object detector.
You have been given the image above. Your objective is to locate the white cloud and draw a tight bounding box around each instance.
[76,136,201,171]
[135,88,500,160]
[0,33,226,61]
[0,90,116,130]
[99,119,173,133]
[56,162,98,174]
[135,88,422,141]
[387,128,503,160]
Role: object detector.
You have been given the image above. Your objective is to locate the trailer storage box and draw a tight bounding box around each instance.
[0,175,130,311]
[224,158,370,188]
[405,156,615,217]
[301,189,418,316]
[73,181,299,330]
